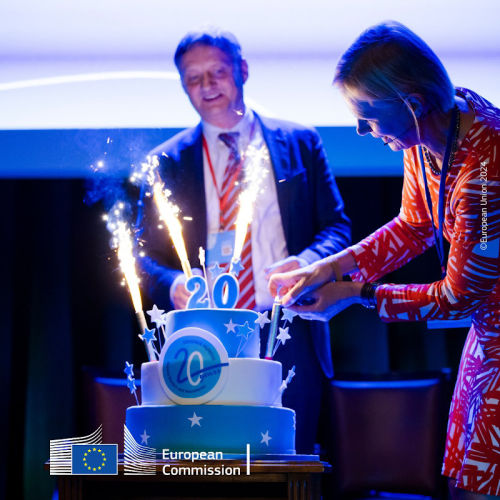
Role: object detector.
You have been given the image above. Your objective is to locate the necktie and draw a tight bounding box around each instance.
[218,132,256,310]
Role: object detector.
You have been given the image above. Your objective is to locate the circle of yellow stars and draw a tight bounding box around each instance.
[82,447,107,471]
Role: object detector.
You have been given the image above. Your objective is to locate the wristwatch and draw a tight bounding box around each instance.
[360,282,381,309]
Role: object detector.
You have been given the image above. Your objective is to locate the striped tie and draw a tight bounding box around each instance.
[219,132,256,310]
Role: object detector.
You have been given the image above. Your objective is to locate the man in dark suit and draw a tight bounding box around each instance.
[139,28,351,453]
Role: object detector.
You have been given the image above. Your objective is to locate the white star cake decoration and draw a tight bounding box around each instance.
[224,318,238,333]
[188,412,203,428]
[140,429,150,445]
[255,311,271,328]
[260,430,272,446]
[276,326,291,345]
[281,308,297,324]
[147,304,165,326]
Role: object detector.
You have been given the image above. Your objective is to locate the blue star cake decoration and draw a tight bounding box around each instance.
[208,262,224,280]
[236,321,253,340]
[229,258,244,276]
[139,326,156,345]
[235,321,254,357]
[123,361,134,377]
[127,377,137,394]
[124,360,140,405]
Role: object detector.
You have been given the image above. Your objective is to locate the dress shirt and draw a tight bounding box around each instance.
[202,109,288,310]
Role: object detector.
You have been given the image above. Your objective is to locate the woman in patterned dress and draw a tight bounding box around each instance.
[268,21,499,499]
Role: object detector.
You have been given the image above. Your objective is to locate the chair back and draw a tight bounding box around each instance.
[328,375,448,497]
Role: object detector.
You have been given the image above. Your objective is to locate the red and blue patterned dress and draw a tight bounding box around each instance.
[348,88,500,495]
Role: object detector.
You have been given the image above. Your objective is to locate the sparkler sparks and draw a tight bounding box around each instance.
[231,144,269,266]
[107,202,156,361]
[129,155,158,188]
[131,155,192,278]
[152,182,192,278]
[114,220,142,314]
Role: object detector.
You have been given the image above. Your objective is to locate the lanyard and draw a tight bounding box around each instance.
[202,135,223,200]
[418,105,459,279]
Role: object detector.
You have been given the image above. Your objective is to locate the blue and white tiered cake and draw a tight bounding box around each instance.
[126,306,296,455]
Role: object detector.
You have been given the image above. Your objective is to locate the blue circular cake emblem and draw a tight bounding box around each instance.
[159,327,229,404]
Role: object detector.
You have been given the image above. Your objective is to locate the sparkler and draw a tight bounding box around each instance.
[230,144,269,272]
[109,212,156,361]
[265,295,283,359]
[129,154,158,188]
[153,181,192,278]
[133,155,192,279]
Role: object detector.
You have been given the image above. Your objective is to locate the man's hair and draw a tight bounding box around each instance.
[333,21,454,113]
[174,28,244,81]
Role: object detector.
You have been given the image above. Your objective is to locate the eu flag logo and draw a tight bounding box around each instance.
[71,444,118,475]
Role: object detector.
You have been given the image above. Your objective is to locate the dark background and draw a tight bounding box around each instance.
[1,128,467,500]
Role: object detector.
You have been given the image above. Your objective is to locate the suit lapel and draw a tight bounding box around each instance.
[257,115,290,181]
[179,124,207,264]
[256,114,296,250]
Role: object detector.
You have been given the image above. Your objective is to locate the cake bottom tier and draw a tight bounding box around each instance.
[126,404,296,455]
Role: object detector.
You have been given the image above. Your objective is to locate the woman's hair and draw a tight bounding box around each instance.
[334,21,454,113]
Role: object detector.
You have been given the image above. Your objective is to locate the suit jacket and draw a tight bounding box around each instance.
[139,113,351,379]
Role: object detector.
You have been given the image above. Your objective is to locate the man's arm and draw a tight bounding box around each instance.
[136,149,188,310]
[137,184,184,309]
[136,126,206,310]
[266,127,351,280]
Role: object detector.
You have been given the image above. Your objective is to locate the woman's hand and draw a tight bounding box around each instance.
[268,258,336,306]
[287,281,363,322]
[264,255,309,278]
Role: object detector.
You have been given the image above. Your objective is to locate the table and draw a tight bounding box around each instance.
[51,457,331,500]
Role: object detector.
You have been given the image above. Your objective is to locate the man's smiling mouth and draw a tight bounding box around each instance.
[203,94,222,102]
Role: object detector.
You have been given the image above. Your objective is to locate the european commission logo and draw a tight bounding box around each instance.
[49,425,118,475]
[71,444,118,475]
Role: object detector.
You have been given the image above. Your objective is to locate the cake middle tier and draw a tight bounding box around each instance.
[141,358,283,406]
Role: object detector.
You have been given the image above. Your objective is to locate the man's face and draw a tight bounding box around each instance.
[180,44,248,129]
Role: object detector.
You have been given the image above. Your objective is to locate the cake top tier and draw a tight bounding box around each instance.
[162,309,260,359]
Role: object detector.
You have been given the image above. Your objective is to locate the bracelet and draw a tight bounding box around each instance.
[360,282,381,309]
